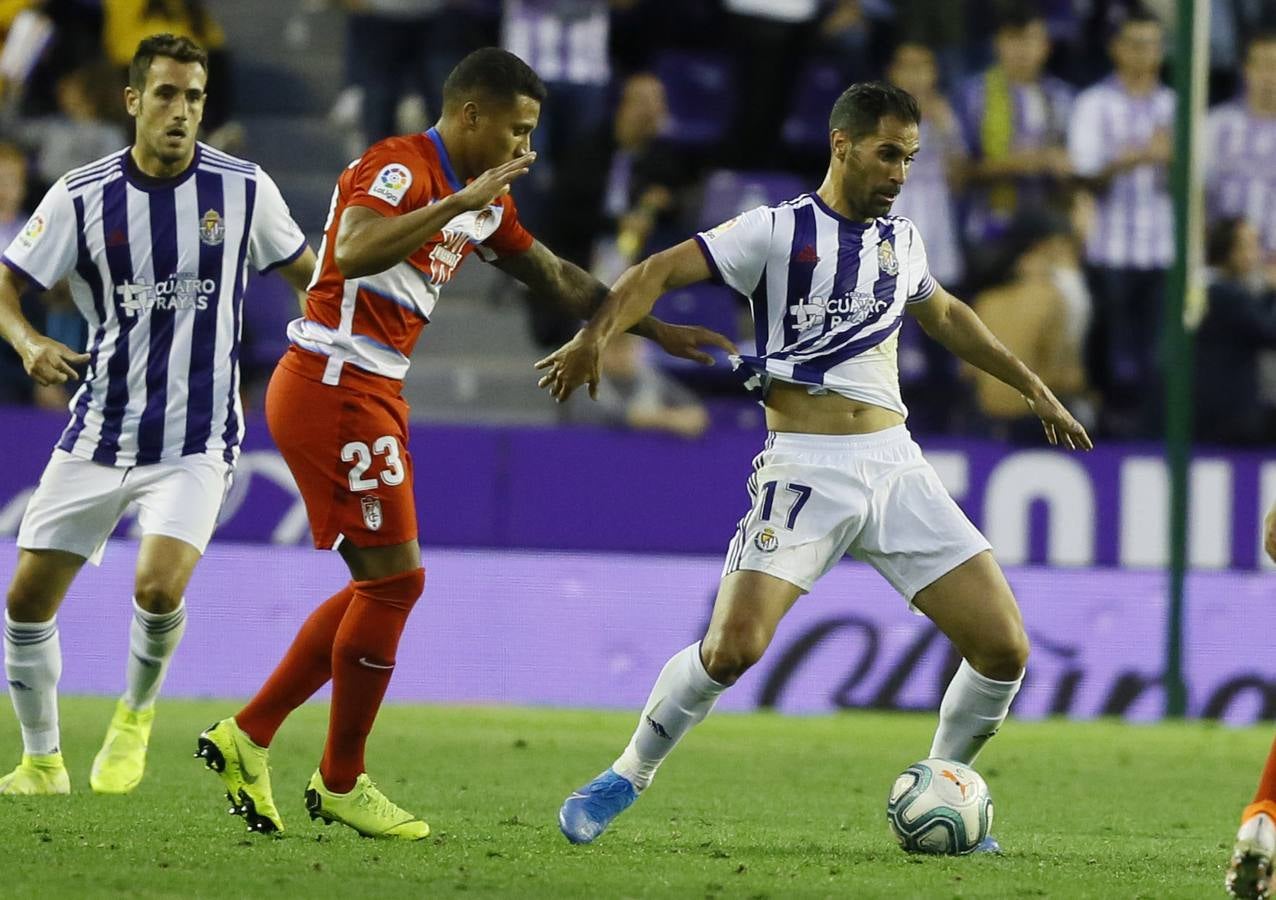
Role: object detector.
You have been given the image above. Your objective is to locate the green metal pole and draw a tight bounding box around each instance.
[1164,0,1208,718]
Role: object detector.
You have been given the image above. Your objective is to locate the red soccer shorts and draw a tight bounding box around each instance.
[266,348,417,549]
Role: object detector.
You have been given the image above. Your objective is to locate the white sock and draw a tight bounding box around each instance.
[613,642,728,791]
[4,612,62,756]
[122,598,187,711]
[929,659,1023,765]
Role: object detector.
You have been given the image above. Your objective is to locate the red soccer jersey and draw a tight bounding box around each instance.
[287,127,534,387]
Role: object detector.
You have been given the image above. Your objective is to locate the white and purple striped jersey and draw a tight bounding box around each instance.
[2,143,307,467]
[1205,100,1276,257]
[1067,76,1175,269]
[695,194,937,417]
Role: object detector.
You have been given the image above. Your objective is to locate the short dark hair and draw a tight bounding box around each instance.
[442,47,547,110]
[129,33,208,90]
[829,81,921,141]
[1112,5,1164,40]
[995,1,1045,33]
[1206,216,1247,268]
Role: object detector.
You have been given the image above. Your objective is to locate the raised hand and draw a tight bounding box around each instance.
[453,153,536,211]
[21,334,89,387]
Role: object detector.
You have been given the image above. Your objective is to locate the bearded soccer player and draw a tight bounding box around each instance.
[0,34,314,796]
[195,47,731,840]
[538,81,1092,848]
[1226,501,1276,900]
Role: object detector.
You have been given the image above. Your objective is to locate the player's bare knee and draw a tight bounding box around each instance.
[701,629,768,685]
[133,581,183,614]
[969,628,1030,681]
[5,584,58,623]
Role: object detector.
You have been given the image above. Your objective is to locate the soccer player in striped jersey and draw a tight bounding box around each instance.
[194,47,730,840]
[542,81,1093,847]
[1226,500,1276,900]
[0,34,315,797]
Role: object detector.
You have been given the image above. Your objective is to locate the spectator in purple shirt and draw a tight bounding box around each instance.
[1206,30,1276,288]
[955,5,1074,249]
[1067,9,1174,438]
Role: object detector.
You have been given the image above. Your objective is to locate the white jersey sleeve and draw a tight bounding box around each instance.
[694,205,772,295]
[248,167,307,273]
[1067,89,1107,178]
[2,179,77,291]
[903,220,938,302]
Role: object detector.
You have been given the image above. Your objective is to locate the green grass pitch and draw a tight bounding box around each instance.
[0,697,1266,898]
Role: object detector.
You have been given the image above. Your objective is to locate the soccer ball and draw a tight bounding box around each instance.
[886,758,993,855]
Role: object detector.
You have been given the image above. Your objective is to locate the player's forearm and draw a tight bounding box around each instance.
[581,257,669,345]
[929,299,1045,399]
[0,270,40,354]
[551,257,661,341]
[335,195,466,278]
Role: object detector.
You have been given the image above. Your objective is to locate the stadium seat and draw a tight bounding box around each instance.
[650,51,735,147]
[781,59,849,153]
[652,284,748,390]
[697,169,806,231]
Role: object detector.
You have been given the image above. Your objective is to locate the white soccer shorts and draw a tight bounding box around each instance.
[722,426,991,604]
[17,449,232,565]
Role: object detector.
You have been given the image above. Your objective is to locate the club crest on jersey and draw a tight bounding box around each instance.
[16,213,44,249]
[754,527,779,553]
[199,209,224,246]
[361,495,383,531]
[877,239,899,276]
[370,163,412,207]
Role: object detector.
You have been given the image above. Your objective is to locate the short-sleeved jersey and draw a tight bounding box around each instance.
[2,143,307,467]
[290,127,534,387]
[694,193,937,417]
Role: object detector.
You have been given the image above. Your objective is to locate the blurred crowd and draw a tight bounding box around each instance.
[2,0,1276,447]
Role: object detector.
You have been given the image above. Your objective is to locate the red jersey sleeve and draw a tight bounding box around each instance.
[478,195,535,259]
[345,139,436,218]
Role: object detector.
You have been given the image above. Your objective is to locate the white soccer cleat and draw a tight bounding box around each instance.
[1228,812,1276,900]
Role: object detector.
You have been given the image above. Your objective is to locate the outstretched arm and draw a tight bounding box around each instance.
[531,239,734,401]
[0,264,88,386]
[908,285,1092,450]
[498,239,736,400]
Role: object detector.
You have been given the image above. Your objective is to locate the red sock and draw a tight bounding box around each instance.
[235,583,356,747]
[319,567,424,792]
[1243,734,1276,823]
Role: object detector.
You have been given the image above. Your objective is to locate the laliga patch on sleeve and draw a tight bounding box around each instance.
[15,213,46,250]
[368,164,413,207]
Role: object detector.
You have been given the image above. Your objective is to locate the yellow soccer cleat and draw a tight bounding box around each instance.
[304,770,430,840]
[90,700,154,794]
[0,752,70,795]
[195,718,284,834]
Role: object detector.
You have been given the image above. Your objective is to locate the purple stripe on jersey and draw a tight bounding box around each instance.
[66,154,124,190]
[804,223,900,375]
[182,171,224,456]
[58,196,108,454]
[770,217,870,362]
[220,177,255,463]
[783,203,818,347]
[135,188,180,465]
[93,177,139,466]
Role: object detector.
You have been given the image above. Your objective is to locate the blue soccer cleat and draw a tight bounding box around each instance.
[972,834,1003,854]
[558,768,638,844]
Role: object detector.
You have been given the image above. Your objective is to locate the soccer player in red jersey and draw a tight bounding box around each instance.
[1226,501,1276,899]
[195,47,732,839]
